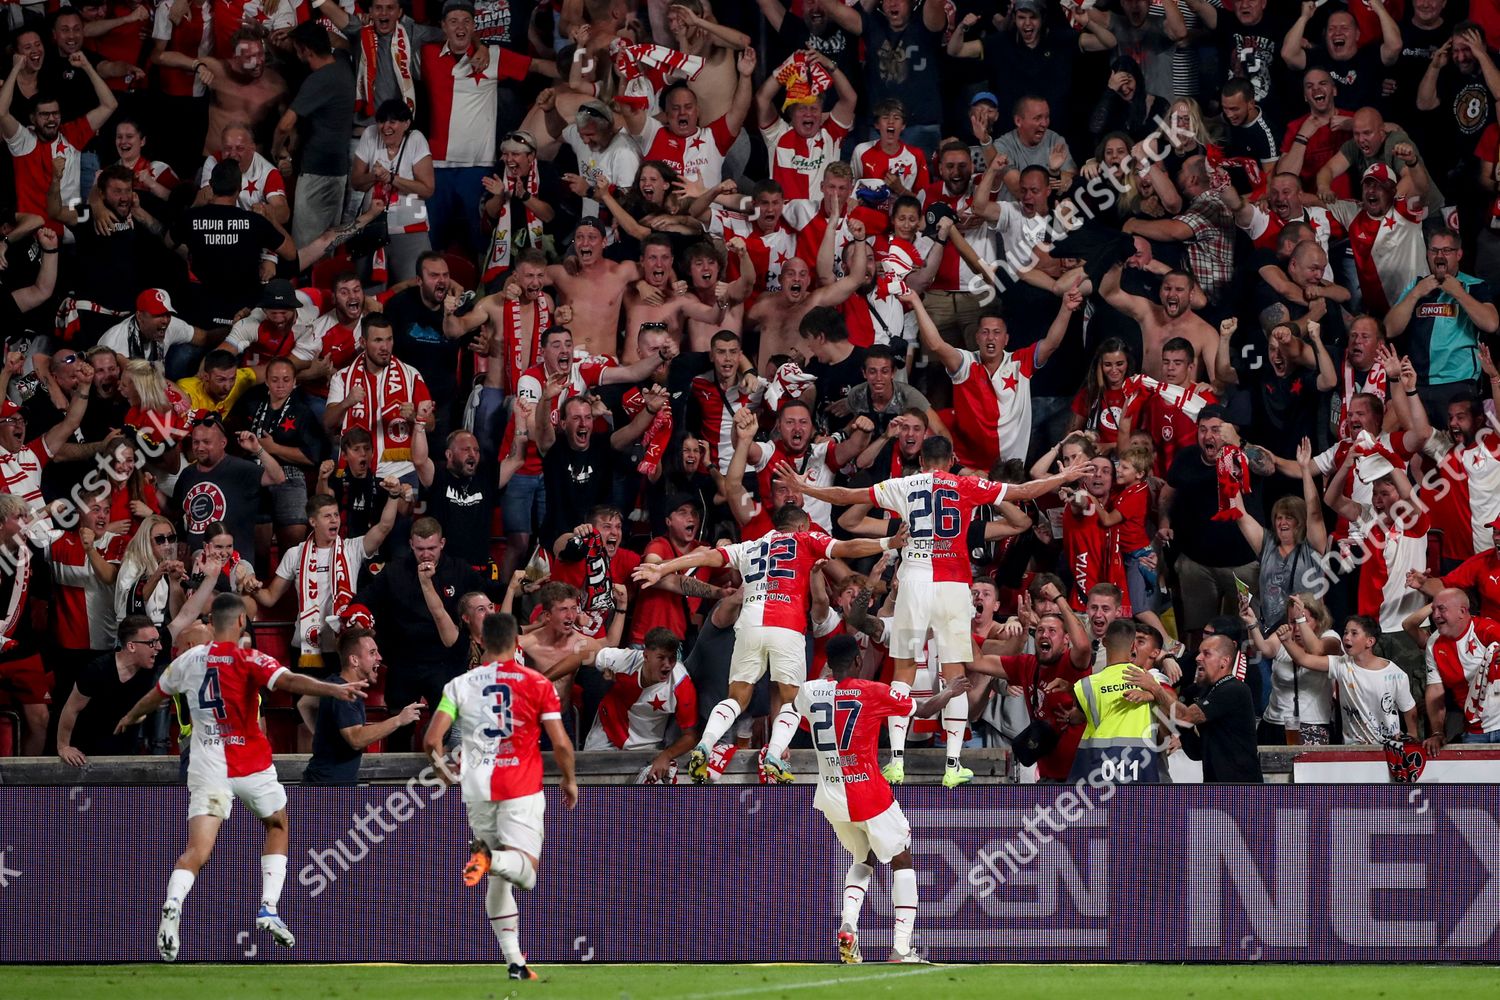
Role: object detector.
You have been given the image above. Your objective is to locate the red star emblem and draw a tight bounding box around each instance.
[688,135,705,151]
[875,282,892,301]
[1002,374,1019,392]
[253,7,269,22]
[648,694,667,712]
[1384,216,1398,230]
[1290,380,1303,395]
[773,251,789,266]
[1467,636,1480,655]
[280,416,298,432]
[468,67,486,84]
[244,179,257,194]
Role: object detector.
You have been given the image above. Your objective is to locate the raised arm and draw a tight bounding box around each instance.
[900,288,962,374]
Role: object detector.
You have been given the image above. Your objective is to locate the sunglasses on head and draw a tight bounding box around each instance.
[504,131,536,152]
[55,354,80,365]
[153,532,177,545]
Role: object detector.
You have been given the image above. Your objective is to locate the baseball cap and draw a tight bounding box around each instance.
[0,399,21,421]
[259,279,300,311]
[575,216,607,234]
[971,91,1000,108]
[924,201,956,237]
[136,288,174,318]
[1012,0,1045,15]
[1363,162,1397,186]
[441,0,475,17]
[664,492,703,516]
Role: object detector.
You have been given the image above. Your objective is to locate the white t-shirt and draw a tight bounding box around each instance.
[354,125,433,231]
[275,537,369,653]
[561,125,641,216]
[98,316,197,362]
[1263,629,1338,727]
[1329,655,1416,744]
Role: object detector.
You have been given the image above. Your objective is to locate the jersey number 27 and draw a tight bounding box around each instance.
[810,699,862,753]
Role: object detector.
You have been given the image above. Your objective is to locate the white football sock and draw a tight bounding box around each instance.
[486,875,524,966]
[942,694,967,768]
[841,861,873,930]
[888,682,911,758]
[766,704,800,760]
[490,849,536,891]
[165,868,195,908]
[699,698,742,749]
[260,854,287,911]
[891,868,918,954]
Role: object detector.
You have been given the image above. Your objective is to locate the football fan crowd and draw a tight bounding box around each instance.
[4,0,1500,789]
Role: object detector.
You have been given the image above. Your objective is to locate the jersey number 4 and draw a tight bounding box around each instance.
[744,537,798,583]
[482,683,515,739]
[910,488,961,538]
[197,668,227,722]
[810,699,862,753]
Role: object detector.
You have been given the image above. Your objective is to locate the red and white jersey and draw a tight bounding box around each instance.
[717,529,836,631]
[1125,378,1219,478]
[1456,439,1500,556]
[152,0,213,98]
[1441,551,1500,621]
[1314,431,1417,540]
[157,641,287,781]
[0,439,51,508]
[197,152,286,210]
[420,43,531,167]
[510,351,614,474]
[751,439,840,531]
[689,374,757,473]
[307,311,363,395]
[1330,197,1427,315]
[1355,509,1429,633]
[720,218,802,295]
[584,647,697,750]
[949,344,1039,471]
[1425,616,1500,735]
[1062,501,1127,612]
[764,117,851,201]
[796,676,916,822]
[1241,204,1344,266]
[7,121,92,232]
[47,530,124,650]
[226,310,321,368]
[917,181,993,292]
[637,116,736,187]
[439,657,560,803]
[851,139,931,194]
[870,470,1006,585]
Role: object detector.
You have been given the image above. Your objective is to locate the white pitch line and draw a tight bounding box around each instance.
[673,964,946,999]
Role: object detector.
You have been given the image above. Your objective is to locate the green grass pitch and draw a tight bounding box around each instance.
[8,963,1498,1000]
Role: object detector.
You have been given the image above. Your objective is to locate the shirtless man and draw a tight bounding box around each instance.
[682,239,752,350]
[747,215,867,372]
[518,581,602,709]
[660,0,750,123]
[621,234,726,361]
[1097,260,1219,381]
[544,218,637,359]
[193,27,286,158]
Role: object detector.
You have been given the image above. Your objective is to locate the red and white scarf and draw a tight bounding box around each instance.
[482,163,544,285]
[1213,444,1251,521]
[296,536,355,651]
[624,388,674,476]
[765,362,817,410]
[356,21,415,119]
[610,38,703,110]
[496,293,551,395]
[0,542,32,654]
[774,51,833,109]
[1133,374,1215,421]
[340,357,419,463]
[1337,357,1387,439]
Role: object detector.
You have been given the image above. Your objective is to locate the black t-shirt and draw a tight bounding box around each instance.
[42,49,105,121]
[1309,45,1388,115]
[1432,63,1498,169]
[983,26,1079,131]
[1165,445,1258,568]
[352,552,486,675]
[303,674,368,786]
[70,222,150,311]
[804,347,867,431]
[172,205,284,324]
[860,10,944,125]
[1190,675,1264,782]
[331,469,384,538]
[473,0,537,47]
[385,288,463,411]
[1210,12,1289,112]
[0,543,50,662]
[72,653,158,755]
[1240,364,1322,458]
[175,455,264,556]
[542,435,615,541]
[772,12,858,83]
[229,386,325,472]
[1394,16,1452,118]
[424,465,497,568]
[1225,113,1281,163]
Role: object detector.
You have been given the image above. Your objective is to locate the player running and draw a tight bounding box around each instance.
[115,593,366,962]
[633,503,905,783]
[801,635,970,963]
[424,612,578,982]
[779,437,1086,787]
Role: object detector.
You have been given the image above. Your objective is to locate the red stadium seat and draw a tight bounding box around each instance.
[443,251,479,293]
[1427,529,1444,574]
[310,249,353,292]
[251,622,297,708]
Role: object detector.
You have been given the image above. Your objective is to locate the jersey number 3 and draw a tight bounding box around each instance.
[810,699,862,753]
[745,537,798,583]
[482,683,515,739]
